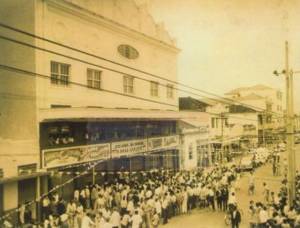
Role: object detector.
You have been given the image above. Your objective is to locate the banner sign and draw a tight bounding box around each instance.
[42,143,110,169]
[148,135,179,151]
[111,139,147,157]
[42,135,179,169]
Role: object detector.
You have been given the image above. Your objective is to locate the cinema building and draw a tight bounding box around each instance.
[0,0,180,221]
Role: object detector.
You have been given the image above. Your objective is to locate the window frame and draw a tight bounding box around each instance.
[150,81,159,97]
[87,68,102,90]
[166,84,174,99]
[123,75,134,94]
[50,61,71,86]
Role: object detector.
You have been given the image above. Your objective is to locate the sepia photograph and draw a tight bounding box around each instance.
[0,0,300,227]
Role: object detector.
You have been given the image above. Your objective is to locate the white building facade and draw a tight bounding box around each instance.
[0,0,179,222]
[179,112,211,170]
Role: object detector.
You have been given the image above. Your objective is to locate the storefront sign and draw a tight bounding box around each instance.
[111,139,147,157]
[148,137,163,150]
[42,143,110,169]
[42,135,179,168]
[148,135,179,151]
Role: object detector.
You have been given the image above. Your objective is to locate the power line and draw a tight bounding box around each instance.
[0,23,284,117]
[0,63,269,124]
[0,64,178,108]
[0,33,229,109]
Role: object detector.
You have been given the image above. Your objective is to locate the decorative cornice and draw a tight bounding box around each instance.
[45,0,180,53]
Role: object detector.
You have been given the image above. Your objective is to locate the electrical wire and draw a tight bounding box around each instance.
[0,23,285,117]
[0,63,268,123]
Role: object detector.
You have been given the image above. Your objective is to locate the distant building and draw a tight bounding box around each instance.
[225,84,284,145]
[0,0,179,221]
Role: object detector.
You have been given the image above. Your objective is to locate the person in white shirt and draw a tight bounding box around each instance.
[258,206,269,227]
[66,199,77,227]
[42,196,51,221]
[127,199,135,216]
[262,183,270,203]
[95,212,106,228]
[120,211,131,228]
[131,210,143,228]
[228,192,236,211]
[103,217,113,228]
[94,194,106,211]
[81,212,95,228]
[74,190,80,202]
[110,208,121,228]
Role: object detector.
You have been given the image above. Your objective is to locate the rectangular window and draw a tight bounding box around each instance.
[87,68,101,89]
[150,81,159,97]
[123,75,134,94]
[51,61,70,86]
[166,84,174,98]
[50,61,70,86]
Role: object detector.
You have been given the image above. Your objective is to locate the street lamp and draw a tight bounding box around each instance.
[273,41,299,206]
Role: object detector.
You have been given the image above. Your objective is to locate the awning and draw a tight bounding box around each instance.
[0,171,49,184]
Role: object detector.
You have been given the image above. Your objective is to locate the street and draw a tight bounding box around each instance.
[163,156,286,228]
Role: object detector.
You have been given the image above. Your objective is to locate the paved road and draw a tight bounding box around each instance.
[163,162,283,228]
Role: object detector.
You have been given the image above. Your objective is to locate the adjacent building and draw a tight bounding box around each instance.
[178,112,211,170]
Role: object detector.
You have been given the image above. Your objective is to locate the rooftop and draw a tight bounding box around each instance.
[225,84,276,95]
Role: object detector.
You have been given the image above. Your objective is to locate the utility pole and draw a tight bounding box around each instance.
[285,41,296,205]
[274,41,297,205]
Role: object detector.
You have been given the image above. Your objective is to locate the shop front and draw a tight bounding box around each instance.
[41,134,180,200]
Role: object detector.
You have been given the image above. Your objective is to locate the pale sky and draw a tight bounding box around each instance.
[136,0,300,112]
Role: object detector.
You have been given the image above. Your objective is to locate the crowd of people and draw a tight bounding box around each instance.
[247,171,300,228]
[8,164,243,228]
[6,147,298,228]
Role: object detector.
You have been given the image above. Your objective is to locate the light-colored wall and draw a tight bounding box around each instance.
[206,103,230,139]
[228,113,259,138]
[181,131,209,170]
[35,0,179,111]
[0,0,39,178]
[62,0,175,46]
